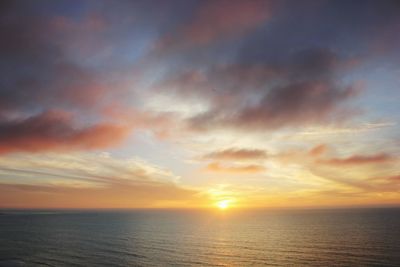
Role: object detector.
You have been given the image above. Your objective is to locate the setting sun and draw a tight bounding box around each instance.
[216,200,231,210]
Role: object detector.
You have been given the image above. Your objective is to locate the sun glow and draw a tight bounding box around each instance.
[216,199,231,210]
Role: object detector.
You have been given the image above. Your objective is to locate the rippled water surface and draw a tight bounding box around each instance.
[0,208,399,266]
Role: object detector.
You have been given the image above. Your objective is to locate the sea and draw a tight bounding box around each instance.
[0,208,399,266]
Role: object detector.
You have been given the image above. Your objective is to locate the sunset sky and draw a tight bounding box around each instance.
[0,0,399,209]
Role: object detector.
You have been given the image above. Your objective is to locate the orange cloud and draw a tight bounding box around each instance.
[206,162,265,173]
[318,153,394,165]
[309,144,328,157]
[0,153,207,209]
[204,148,268,160]
[389,175,400,181]
[0,182,202,209]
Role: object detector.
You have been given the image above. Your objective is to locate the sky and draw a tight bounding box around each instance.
[0,0,399,209]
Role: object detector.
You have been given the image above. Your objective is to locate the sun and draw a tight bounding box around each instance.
[216,200,231,210]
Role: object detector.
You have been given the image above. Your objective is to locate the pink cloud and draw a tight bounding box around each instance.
[0,110,131,154]
[184,0,270,45]
[156,0,271,51]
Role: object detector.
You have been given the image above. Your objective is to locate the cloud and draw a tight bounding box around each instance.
[229,81,358,130]
[157,0,271,51]
[388,175,400,181]
[367,174,400,192]
[318,153,394,166]
[309,169,400,194]
[0,110,130,154]
[146,48,360,135]
[177,48,361,132]
[183,0,270,45]
[0,153,205,208]
[0,4,116,113]
[0,3,145,153]
[309,144,328,157]
[203,148,268,160]
[205,162,265,173]
[0,182,201,209]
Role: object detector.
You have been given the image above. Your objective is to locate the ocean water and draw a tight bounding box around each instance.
[0,208,399,266]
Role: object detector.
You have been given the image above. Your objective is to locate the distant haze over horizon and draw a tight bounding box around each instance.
[0,0,399,209]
